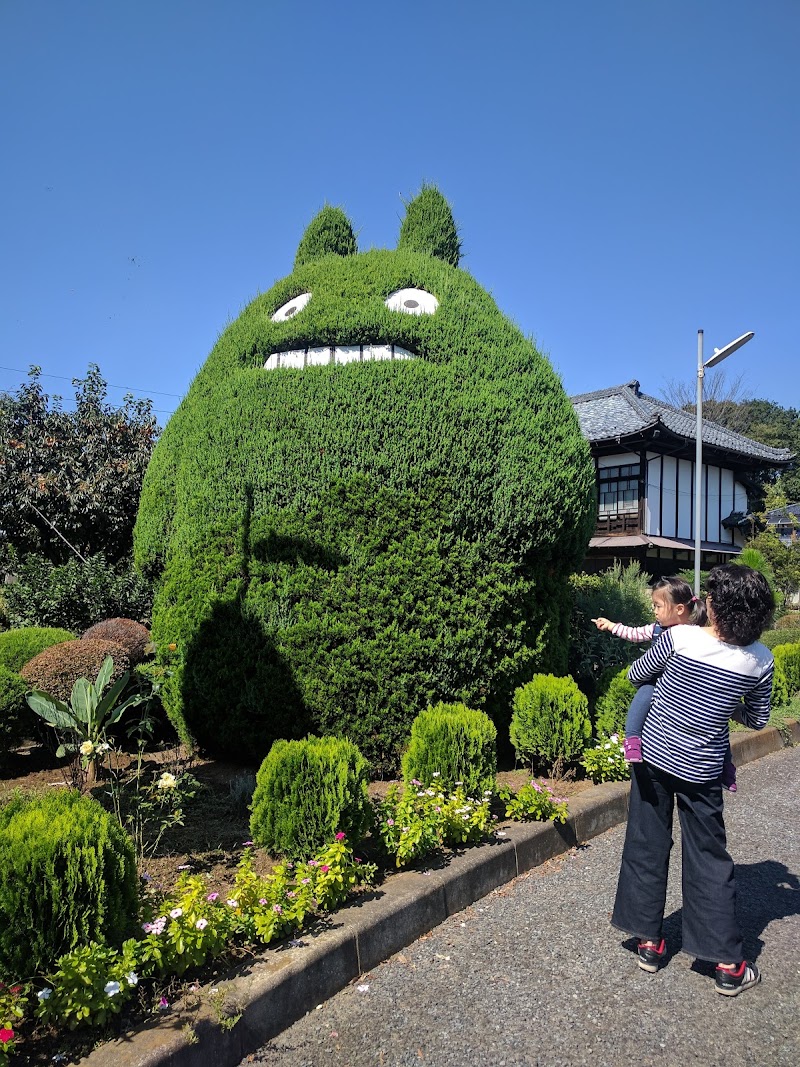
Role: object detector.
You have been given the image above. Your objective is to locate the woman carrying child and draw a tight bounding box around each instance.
[593,575,738,791]
[610,563,774,996]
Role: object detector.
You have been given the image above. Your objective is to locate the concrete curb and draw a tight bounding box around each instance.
[83,721,799,1067]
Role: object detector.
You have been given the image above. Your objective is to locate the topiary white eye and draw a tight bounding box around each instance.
[271,292,312,322]
[385,288,438,315]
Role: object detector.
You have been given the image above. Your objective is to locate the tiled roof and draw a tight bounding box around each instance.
[571,380,794,465]
[764,503,800,524]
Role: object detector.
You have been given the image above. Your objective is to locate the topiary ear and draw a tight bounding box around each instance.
[294,206,357,268]
[397,185,461,266]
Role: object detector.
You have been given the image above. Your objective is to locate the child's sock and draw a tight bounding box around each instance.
[721,758,737,792]
[623,736,643,763]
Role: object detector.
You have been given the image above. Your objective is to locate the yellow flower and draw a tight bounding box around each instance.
[80,740,95,757]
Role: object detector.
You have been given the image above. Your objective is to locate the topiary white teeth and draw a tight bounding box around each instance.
[264,344,415,370]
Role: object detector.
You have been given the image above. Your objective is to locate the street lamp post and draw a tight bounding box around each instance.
[694,329,755,595]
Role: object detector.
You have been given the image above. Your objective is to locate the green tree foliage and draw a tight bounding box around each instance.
[510,674,592,770]
[0,364,159,564]
[135,194,595,771]
[0,790,137,978]
[294,205,357,267]
[398,185,461,267]
[249,736,372,859]
[401,702,497,797]
[594,666,636,738]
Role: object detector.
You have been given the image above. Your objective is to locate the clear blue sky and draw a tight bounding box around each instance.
[1,0,798,424]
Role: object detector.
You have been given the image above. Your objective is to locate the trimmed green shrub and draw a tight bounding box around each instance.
[401,702,497,797]
[82,618,151,664]
[0,665,32,760]
[294,205,357,268]
[134,189,595,771]
[20,639,130,704]
[0,789,137,978]
[772,642,800,707]
[775,612,800,630]
[0,626,74,673]
[249,736,372,859]
[510,674,592,769]
[594,667,636,739]
[761,628,800,650]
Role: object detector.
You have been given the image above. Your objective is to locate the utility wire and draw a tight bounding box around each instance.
[0,364,182,398]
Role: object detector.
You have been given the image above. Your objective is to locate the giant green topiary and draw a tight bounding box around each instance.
[134,188,596,770]
[0,789,138,978]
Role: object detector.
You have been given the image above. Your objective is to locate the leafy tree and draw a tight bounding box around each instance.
[0,365,159,564]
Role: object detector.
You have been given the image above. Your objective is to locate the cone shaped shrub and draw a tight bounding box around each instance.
[249,736,372,859]
[0,790,138,978]
[0,627,74,673]
[401,702,497,796]
[510,674,592,769]
[594,667,636,738]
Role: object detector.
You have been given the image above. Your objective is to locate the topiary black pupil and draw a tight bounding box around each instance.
[404,299,419,308]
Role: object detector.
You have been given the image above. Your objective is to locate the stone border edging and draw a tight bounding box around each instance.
[83,721,799,1067]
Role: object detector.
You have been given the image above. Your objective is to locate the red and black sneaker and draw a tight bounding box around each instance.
[637,938,666,973]
[715,961,760,996]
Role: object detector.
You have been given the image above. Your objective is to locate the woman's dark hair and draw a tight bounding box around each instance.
[706,563,774,646]
[651,575,707,627]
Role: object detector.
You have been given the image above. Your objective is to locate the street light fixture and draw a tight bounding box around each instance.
[694,329,755,594]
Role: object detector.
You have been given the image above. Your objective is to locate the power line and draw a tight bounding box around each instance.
[0,364,182,399]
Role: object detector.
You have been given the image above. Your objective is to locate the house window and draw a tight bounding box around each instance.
[598,463,640,514]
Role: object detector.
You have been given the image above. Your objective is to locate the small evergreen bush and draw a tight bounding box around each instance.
[761,628,800,650]
[401,702,497,796]
[249,736,372,859]
[0,789,137,978]
[0,626,74,673]
[772,642,800,707]
[82,618,151,664]
[594,667,636,738]
[0,665,32,760]
[510,674,592,769]
[20,639,130,703]
[775,612,800,629]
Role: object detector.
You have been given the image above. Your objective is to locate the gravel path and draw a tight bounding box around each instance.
[242,746,800,1067]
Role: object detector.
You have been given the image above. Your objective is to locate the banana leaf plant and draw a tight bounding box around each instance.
[27,657,146,787]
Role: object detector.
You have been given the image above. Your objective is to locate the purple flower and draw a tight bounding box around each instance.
[243,840,253,847]
[272,904,283,914]
[206,892,219,902]
[301,877,311,885]
[158,997,169,1011]
[335,831,346,841]
[386,818,395,827]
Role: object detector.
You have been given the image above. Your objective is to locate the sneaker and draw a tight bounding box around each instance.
[715,961,760,996]
[624,736,643,763]
[721,759,738,792]
[637,938,666,973]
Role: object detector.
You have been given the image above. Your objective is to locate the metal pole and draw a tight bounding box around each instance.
[694,329,704,596]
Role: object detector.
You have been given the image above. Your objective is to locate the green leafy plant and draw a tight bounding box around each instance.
[26,655,145,787]
[0,790,138,979]
[772,642,800,707]
[0,981,28,1067]
[593,667,636,738]
[401,702,497,796]
[249,736,372,859]
[581,734,630,783]
[373,783,495,867]
[510,674,592,770]
[761,628,800,650]
[35,940,141,1030]
[0,666,32,763]
[497,779,570,822]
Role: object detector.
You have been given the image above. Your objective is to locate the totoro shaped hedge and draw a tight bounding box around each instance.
[134,188,596,772]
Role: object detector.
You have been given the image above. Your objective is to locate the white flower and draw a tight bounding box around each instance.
[79,740,95,757]
[125,972,139,986]
[604,743,611,750]
[157,772,177,790]
[104,981,121,997]
[169,907,183,919]
[195,918,208,930]
[37,987,53,1001]
[96,741,111,753]
[227,899,238,908]
[432,772,440,778]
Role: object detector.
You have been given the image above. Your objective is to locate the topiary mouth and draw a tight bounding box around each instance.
[264,344,416,370]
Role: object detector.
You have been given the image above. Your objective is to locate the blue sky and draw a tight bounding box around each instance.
[1,1,798,424]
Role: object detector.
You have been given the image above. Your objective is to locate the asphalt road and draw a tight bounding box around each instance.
[242,746,800,1067]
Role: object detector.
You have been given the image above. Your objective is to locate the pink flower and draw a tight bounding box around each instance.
[206,892,219,902]
[158,996,169,1011]
[272,904,283,913]
[0,1028,14,1044]
[386,818,395,827]
[319,865,330,873]
[301,877,311,885]
[259,898,268,906]
[335,832,346,840]
[195,918,208,930]
[243,841,253,847]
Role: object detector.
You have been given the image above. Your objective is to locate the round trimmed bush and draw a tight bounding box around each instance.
[0,626,74,673]
[775,612,800,630]
[510,674,592,769]
[82,618,151,664]
[401,702,497,797]
[761,628,800,650]
[594,667,636,738]
[249,736,372,859]
[0,789,138,978]
[20,639,130,703]
[0,665,32,761]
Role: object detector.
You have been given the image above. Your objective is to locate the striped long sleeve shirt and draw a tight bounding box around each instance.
[612,621,661,643]
[627,624,774,782]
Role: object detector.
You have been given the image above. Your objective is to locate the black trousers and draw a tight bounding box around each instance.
[611,761,743,963]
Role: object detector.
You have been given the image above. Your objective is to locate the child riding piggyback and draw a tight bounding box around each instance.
[592,576,739,792]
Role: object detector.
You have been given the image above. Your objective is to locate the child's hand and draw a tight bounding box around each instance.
[592,617,615,632]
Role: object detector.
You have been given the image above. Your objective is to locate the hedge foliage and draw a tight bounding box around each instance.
[775,612,800,629]
[0,626,74,673]
[772,642,800,707]
[0,790,138,978]
[249,736,372,859]
[135,189,595,771]
[594,666,636,739]
[82,618,151,664]
[761,628,800,650]
[0,665,32,760]
[401,702,497,797]
[20,639,130,703]
[510,674,592,769]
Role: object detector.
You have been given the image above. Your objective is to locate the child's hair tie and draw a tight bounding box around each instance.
[690,595,698,603]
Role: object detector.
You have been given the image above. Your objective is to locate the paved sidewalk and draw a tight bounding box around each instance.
[244,746,800,1067]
